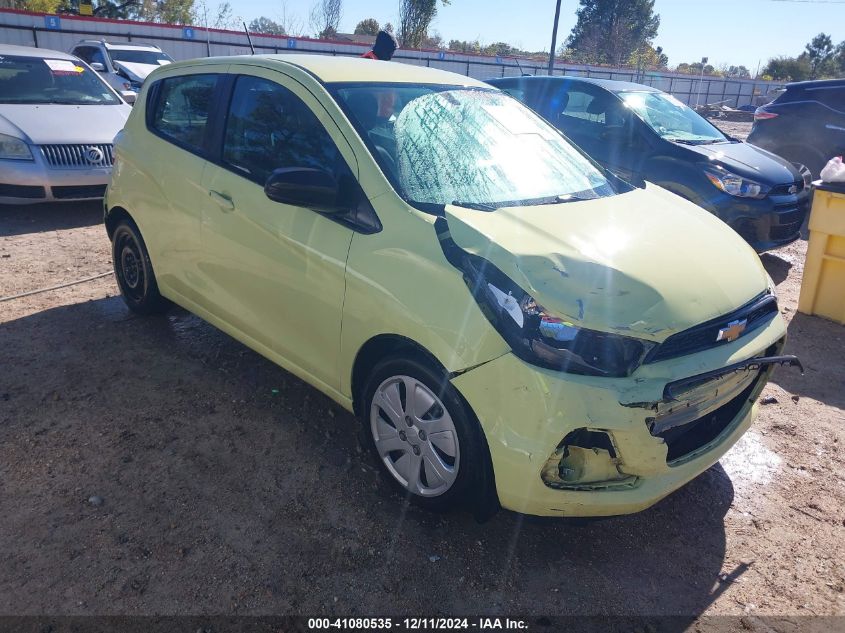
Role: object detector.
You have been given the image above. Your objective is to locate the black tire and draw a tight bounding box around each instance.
[360,354,497,516]
[111,219,169,315]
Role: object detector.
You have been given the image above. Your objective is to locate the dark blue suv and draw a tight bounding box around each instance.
[748,79,845,179]
[488,76,811,252]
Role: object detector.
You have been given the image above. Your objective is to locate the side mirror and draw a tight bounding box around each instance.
[264,167,341,212]
[90,62,105,72]
[120,90,137,104]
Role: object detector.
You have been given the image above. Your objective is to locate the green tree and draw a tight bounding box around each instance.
[398,0,449,48]
[805,32,834,78]
[763,55,812,82]
[448,38,480,53]
[249,16,285,35]
[565,0,660,66]
[675,61,716,75]
[353,17,379,35]
[724,65,751,78]
[629,44,667,70]
[834,41,845,76]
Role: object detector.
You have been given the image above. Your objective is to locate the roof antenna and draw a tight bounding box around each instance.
[243,21,256,55]
[511,56,531,77]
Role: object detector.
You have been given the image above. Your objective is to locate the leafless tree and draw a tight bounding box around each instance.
[278,1,305,37]
[309,0,341,39]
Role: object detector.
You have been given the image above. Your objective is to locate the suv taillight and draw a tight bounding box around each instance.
[754,108,779,121]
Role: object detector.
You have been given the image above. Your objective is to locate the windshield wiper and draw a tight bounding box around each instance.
[668,138,726,146]
[555,193,593,203]
[450,200,498,211]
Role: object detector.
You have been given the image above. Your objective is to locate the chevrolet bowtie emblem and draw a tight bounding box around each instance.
[717,318,748,342]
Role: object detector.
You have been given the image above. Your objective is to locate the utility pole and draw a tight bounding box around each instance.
[547,0,562,76]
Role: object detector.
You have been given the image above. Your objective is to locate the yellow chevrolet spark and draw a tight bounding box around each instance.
[105,55,801,518]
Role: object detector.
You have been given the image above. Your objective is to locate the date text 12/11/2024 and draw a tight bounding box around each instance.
[307,618,529,630]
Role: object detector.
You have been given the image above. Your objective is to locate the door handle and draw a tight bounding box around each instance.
[209,190,235,212]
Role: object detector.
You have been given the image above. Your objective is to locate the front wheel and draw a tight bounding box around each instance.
[361,356,495,515]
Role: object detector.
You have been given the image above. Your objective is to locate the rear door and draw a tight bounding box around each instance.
[813,85,845,161]
[198,66,358,392]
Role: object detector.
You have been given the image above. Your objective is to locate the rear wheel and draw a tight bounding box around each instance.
[112,219,169,315]
[361,355,495,514]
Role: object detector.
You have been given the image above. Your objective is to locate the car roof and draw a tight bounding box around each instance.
[166,54,490,86]
[76,40,161,50]
[0,43,77,61]
[786,78,845,90]
[489,75,659,93]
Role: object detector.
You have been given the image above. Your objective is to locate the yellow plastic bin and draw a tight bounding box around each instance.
[798,181,845,324]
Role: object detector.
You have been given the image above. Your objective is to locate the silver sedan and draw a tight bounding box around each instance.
[0,44,132,205]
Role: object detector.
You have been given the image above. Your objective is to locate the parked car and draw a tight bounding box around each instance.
[748,78,845,179]
[488,76,811,253]
[106,55,800,518]
[0,44,131,205]
[70,40,173,104]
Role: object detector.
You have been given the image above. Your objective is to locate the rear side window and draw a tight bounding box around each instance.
[74,46,106,67]
[811,87,845,110]
[150,74,218,153]
[222,75,343,185]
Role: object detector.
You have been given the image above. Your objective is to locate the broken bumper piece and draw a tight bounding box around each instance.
[450,314,792,517]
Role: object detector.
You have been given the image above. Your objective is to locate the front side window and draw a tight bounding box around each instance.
[332,84,615,209]
[223,75,344,185]
[151,74,218,152]
[620,91,727,144]
[0,55,120,105]
[560,88,605,123]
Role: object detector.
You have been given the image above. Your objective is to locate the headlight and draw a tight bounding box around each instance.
[0,133,33,161]
[705,169,767,198]
[464,256,655,377]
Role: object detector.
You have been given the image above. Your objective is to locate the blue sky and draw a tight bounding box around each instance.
[230,0,845,73]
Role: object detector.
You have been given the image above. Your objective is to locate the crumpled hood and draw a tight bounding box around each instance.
[113,60,166,83]
[0,104,130,144]
[681,141,800,183]
[444,183,769,342]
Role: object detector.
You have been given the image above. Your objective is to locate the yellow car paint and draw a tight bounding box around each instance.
[106,54,788,517]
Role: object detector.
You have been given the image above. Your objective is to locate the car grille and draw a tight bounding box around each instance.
[40,144,114,169]
[51,184,108,199]
[769,180,805,196]
[644,292,778,364]
[656,370,763,463]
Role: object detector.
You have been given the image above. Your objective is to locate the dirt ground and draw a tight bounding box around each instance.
[1,122,844,626]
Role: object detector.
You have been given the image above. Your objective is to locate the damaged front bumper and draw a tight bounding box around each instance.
[451,314,791,517]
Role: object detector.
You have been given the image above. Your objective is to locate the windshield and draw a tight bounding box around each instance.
[332,84,616,209]
[109,49,173,65]
[0,55,121,105]
[620,91,727,144]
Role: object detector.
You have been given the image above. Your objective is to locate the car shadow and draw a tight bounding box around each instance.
[0,297,735,620]
[0,200,103,237]
[760,252,793,285]
[770,312,845,409]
